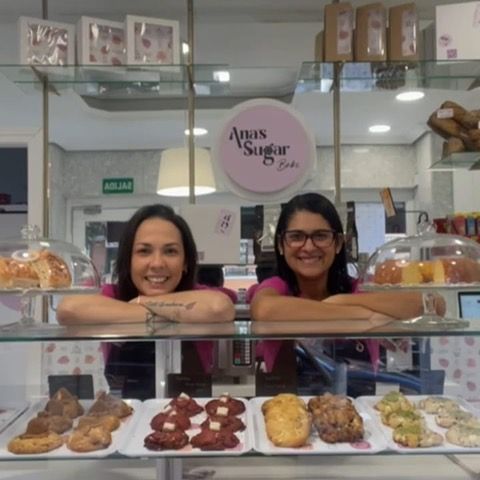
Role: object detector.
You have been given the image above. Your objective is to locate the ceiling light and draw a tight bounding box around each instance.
[157,147,216,197]
[353,147,370,154]
[369,124,391,133]
[396,91,425,102]
[184,127,208,136]
[213,70,230,83]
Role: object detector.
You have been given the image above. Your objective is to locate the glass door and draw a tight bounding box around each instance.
[72,207,137,284]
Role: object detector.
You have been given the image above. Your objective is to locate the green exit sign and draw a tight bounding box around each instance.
[102,178,134,194]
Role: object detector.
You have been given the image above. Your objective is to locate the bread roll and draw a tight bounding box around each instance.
[373,258,480,285]
[8,259,40,288]
[0,250,71,289]
[428,112,465,140]
[442,138,465,157]
[31,250,71,289]
[459,111,480,130]
[262,394,311,448]
[0,257,13,288]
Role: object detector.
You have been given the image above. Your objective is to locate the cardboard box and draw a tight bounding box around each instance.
[388,3,419,61]
[354,3,387,61]
[77,16,126,66]
[436,1,480,60]
[324,3,353,61]
[314,31,324,62]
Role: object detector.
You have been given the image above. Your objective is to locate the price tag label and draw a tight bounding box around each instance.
[437,108,454,119]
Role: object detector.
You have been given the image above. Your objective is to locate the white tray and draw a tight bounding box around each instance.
[251,396,387,455]
[357,394,480,453]
[0,398,142,459]
[0,402,29,433]
[119,397,253,457]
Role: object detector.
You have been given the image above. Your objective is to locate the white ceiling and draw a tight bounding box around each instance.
[1,0,477,151]
[0,0,467,23]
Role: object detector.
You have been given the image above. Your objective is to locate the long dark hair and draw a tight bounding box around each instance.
[115,204,197,301]
[274,192,353,296]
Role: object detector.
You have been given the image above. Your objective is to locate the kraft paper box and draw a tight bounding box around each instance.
[388,3,419,61]
[314,31,324,62]
[324,2,353,61]
[77,16,126,67]
[354,3,387,62]
[436,1,480,60]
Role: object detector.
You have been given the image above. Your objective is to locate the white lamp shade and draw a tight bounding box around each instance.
[156,147,216,197]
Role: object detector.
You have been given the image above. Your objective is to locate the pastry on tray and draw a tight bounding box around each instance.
[190,424,240,451]
[435,407,474,428]
[46,387,84,419]
[8,422,63,455]
[144,429,189,451]
[308,394,364,444]
[200,415,245,433]
[67,424,112,453]
[88,392,133,418]
[205,394,245,416]
[382,408,424,429]
[418,396,459,414]
[167,393,203,417]
[446,423,480,447]
[393,424,443,448]
[375,391,413,415]
[27,411,73,434]
[263,394,311,448]
[77,414,121,432]
[150,408,191,431]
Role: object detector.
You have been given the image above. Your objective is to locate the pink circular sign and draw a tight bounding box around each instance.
[214,100,315,197]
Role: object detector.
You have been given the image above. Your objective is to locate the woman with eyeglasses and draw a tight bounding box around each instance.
[249,193,445,378]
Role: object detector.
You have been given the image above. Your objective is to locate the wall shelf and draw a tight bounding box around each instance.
[430,152,480,171]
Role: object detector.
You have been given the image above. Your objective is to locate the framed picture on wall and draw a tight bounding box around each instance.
[125,15,180,71]
[77,16,126,67]
[18,16,75,66]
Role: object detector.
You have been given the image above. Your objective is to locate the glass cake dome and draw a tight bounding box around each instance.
[0,225,100,294]
[361,223,480,329]
[362,229,480,289]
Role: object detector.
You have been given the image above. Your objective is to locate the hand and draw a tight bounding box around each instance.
[368,312,396,328]
[128,296,142,305]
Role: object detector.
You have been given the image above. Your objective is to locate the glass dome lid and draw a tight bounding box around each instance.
[0,225,100,293]
[362,227,480,289]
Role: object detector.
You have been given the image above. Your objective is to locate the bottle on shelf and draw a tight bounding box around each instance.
[346,201,359,263]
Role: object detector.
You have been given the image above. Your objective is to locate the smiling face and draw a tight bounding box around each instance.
[279,210,342,284]
[130,217,186,296]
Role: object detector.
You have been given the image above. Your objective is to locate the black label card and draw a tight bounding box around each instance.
[48,374,94,399]
[167,373,212,397]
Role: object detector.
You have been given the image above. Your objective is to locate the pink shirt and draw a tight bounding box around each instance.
[249,276,380,372]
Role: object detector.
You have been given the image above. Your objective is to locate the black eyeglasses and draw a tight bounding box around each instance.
[282,229,339,248]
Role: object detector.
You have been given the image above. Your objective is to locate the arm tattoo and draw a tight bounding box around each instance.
[144,300,197,310]
[142,300,198,323]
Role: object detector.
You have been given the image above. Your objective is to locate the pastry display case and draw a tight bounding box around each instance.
[0,225,100,325]
[361,222,480,329]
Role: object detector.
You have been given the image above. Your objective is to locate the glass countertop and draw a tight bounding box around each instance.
[0,317,478,342]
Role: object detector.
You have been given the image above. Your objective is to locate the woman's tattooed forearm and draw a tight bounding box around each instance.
[144,301,196,310]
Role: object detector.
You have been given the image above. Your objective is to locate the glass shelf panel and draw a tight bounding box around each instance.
[298,60,480,93]
[430,152,480,170]
[0,64,231,97]
[0,318,479,342]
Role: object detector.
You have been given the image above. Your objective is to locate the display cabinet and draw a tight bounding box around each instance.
[1,318,480,479]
